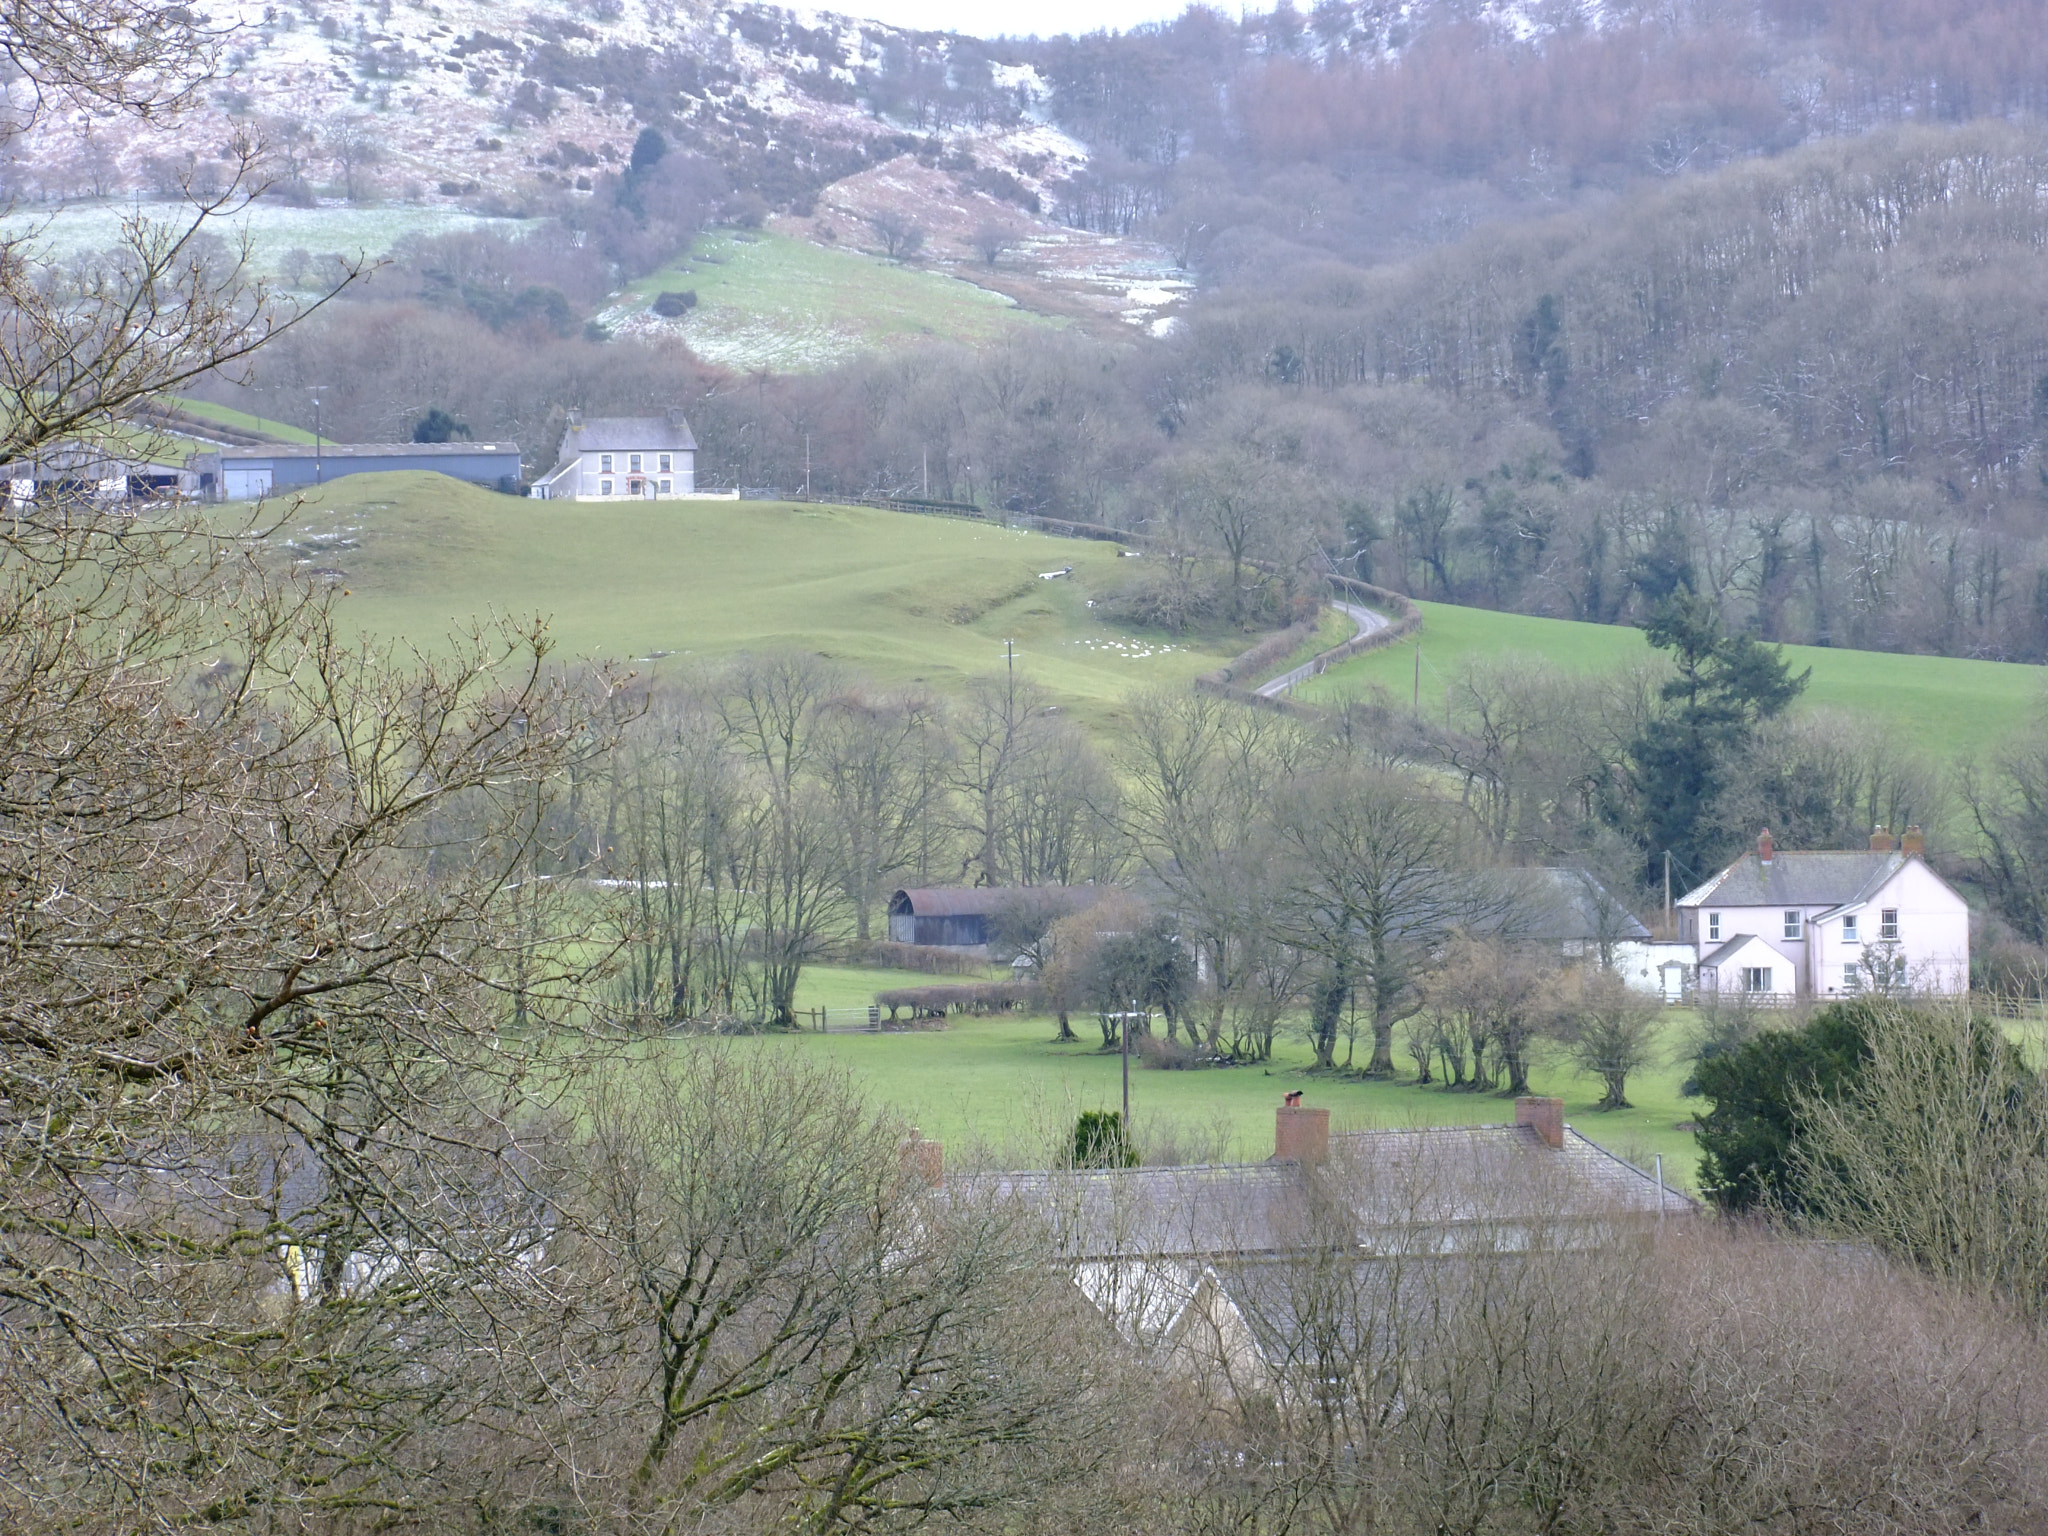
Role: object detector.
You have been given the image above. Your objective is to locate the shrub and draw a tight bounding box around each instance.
[1072,1110,1135,1168]
[650,289,697,317]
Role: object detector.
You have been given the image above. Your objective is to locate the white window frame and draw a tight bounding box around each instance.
[1743,966,1773,993]
[1842,913,1859,942]
[1880,908,1900,940]
[600,453,613,474]
[1783,909,1801,940]
[659,477,671,492]
[658,453,672,472]
[600,478,612,496]
[1844,961,1860,991]
[1707,912,1721,942]
[629,453,642,473]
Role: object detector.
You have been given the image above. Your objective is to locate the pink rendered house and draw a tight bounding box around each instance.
[1675,828,1969,1002]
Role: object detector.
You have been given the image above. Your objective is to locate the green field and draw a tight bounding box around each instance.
[169,396,320,444]
[1,199,522,284]
[604,229,1052,372]
[755,968,1705,1186]
[1301,599,2048,760]
[253,473,1239,730]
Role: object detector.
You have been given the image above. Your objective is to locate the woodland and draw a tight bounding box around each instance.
[187,0,2048,665]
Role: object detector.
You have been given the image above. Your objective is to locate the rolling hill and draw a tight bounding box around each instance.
[247,472,1243,730]
[1298,599,2046,764]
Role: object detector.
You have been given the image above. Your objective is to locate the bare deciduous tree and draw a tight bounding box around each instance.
[1542,963,1661,1109]
[558,1046,1128,1530]
[971,221,1021,266]
[865,208,927,261]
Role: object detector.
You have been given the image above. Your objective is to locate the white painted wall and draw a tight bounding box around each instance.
[1698,934,1799,1001]
[572,447,694,498]
[1694,859,1969,999]
[1807,862,1969,996]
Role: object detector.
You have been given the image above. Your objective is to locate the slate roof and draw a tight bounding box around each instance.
[888,886,1098,919]
[1676,850,1908,909]
[954,1125,1692,1265]
[553,414,698,468]
[1495,867,1652,942]
[1697,933,1789,968]
[1329,1125,1694,1228]
[957,1161,1311,1261]
[212,441,519,460]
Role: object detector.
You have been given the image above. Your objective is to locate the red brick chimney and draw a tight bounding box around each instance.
[1757,829,1774,864]
[899,1130,943,1188]
[1516,1096,1565,1150]
[1901,825,1925,857]
[1275,1099,1330,1165]
[1869,825,1895,852]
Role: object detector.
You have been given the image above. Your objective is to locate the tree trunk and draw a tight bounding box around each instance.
[1310,965,1347,1070]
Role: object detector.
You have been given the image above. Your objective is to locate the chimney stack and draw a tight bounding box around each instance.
[899,1130,943,1188]
[566,408,584,430]
[1275,1098,1329,1165]
[1516,1096,1565,1150]
[1901,825,1925,857]
[1757,829,1774,865]
[1869,825,1895,852]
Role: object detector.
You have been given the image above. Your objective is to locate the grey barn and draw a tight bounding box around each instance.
[886,886,1098,950]
[191,442,523,500]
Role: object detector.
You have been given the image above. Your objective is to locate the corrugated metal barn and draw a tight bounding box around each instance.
[886,887,1100,949]
[191,441,523,499]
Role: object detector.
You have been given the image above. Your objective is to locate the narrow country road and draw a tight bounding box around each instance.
[1253,601,1391,699]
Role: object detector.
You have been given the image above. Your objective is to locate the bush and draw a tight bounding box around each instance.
[1072,1110,1135,1168]
[650,289,698,317]
[1693,1001,1874,1211]
[1136,1033,1197,1070]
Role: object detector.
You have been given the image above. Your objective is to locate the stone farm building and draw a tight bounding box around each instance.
[528,410,723,500]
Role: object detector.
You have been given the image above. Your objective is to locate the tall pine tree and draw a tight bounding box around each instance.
[1628,589,1808,879]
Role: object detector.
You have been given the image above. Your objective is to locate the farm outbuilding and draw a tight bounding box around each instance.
[886,887,1100,951]
[190,442,524,499]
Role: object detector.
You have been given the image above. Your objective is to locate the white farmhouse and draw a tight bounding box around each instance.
[1675,828,1969,1001]
[529,409,725,500]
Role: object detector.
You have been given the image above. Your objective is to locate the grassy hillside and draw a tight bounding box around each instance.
[1300,599,2047,761]
[250,472,1239,729]
[0,199,520,284]
[169,396,320,444]
[601,229,1054,371]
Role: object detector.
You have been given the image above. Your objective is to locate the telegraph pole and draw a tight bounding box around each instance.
[1121,996,1133,1139]
[308,386,328,485]
[1664,850,1673,932]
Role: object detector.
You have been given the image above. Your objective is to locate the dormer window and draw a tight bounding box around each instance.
[1783,910,1802,940]
[600,454,613,474]
[1842,914,1859,942]
[1707,912,1721,942]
